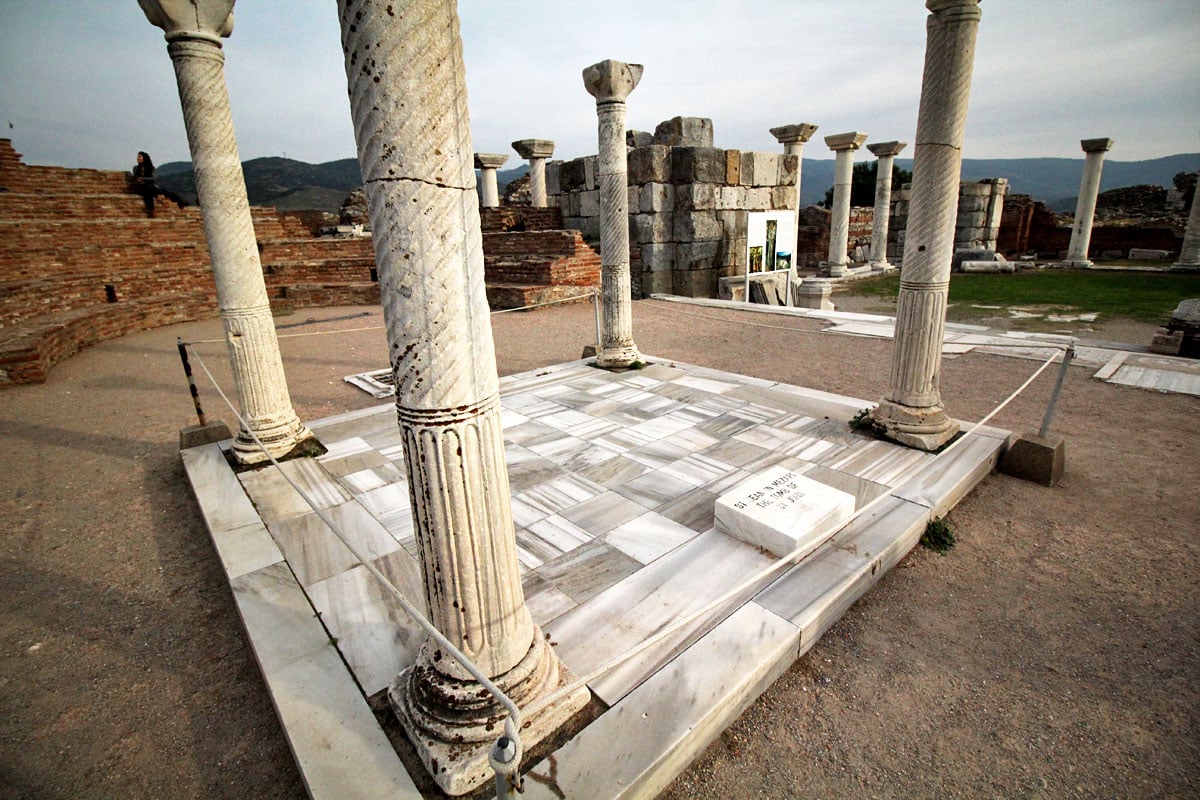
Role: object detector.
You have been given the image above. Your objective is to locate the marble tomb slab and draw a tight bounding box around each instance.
[715,466,856,558]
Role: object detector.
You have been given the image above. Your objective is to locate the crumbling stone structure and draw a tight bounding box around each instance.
[891,177,1007,258]
[550,116,798,298]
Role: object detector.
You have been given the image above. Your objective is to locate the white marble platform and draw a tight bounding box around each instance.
[182,356,1008,799]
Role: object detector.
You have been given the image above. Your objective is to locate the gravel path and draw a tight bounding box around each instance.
[1,299,1196,799]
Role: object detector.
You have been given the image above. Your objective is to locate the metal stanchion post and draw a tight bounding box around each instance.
[1039,344,1075,438]
[177,337,207,427]
[593,287,602,351]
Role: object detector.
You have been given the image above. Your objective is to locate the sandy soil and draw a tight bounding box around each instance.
[1,299,1197,799]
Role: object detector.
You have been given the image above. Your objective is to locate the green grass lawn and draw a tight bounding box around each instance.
[843,269,1200,323]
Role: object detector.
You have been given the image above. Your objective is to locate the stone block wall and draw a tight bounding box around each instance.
[549,119,798,299]
[892,178,1008,257]
[997,193,1035,255]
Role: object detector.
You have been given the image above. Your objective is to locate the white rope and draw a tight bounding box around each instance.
[524,344,1066,718]
[186,345,523,730]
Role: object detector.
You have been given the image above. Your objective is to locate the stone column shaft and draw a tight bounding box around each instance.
[1174,162,1200,270]
[867,140,907,272]
[771,123,819,305]
[824,131,868,277]
[1062,137,1113,267]
[512,139,555,207]
[142,2,312,465]
[337,2,585,793]
[474,152,508,208]
[871,0,982,451]
[585,59,642,368]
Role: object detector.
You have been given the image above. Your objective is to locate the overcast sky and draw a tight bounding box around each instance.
[1,1,1197,172]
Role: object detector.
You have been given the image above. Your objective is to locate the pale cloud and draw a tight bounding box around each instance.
[0,0,1195,171]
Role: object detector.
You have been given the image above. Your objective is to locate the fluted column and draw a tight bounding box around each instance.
[474,152,508,208]
[771,122,819,305]
[512,139,555,207]
[140,0,314,465]
[824,131,868,277]
[870,0,982,451]
[1061,137,1114,268]
[867,140,907,272]
[337,2,587,794]
[584,59,643,369]
[1172,152,1200,271]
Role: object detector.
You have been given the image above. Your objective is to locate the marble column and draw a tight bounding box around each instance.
[1172,155,1200,271]
[512,139,555,207]
[584,59,643,369]
[336,2,587,794]
[824,131,868,278]
[866,140,907,272]
[474,152,508,208]
[870,0,982,451]
[771,122,819,304]
[1060,137,1114,268]
[139,0,314,465]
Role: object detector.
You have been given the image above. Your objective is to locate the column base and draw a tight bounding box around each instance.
[1055,259,1093,269]
[826,260,849,278]
[1170,260,1200,272]
[596,343,643,370]
[869,260,896,274]
[869,398,960,452]
[390,629,591,796]
[231,419,321,466]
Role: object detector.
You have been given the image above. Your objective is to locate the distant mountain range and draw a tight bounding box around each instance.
[157,152,1198,213]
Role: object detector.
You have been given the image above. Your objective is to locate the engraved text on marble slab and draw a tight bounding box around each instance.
[714,466,855,557]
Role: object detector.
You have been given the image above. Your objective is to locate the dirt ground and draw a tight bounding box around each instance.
[1,298,1197,799]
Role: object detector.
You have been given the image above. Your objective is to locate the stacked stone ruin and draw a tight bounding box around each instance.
[550,116,799,298]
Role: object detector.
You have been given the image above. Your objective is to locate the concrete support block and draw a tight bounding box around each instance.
[580,189,601,218]
[716,209,748,240]
[642,269,674,295]
[628,146,672,184]
[671,147,727,184]
[672,266,720,298]
[642,242,676,272]
[745,187,772,210]
[674,211,722,242]
[559,158,589,192]
[676,240,720,270]
[631,211,674,243]
[716,185,747,210]
[545,160,562,195]
[771,185,795,210]
[739,151,781,187]
[675,183,716,211]
[724,149,741,185]
[1000,432,1065,487]
[640,182,675,213]
[653,116,714,148]
[778,153,799,186]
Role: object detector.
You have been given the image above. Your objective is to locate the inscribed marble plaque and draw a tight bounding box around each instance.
[714,466,854,557]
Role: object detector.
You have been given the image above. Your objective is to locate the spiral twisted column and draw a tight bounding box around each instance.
[337,1,586,793]
[867,140,907,273]
[771,122,819,305]
[1061,138,1114,267]
[474,152,508,208]
[584,59,643,368]
[1173,149,1200,271]
[870,0,982,451]
[141,1,313,465]
[824,131,868,277]
[512,139,555,207]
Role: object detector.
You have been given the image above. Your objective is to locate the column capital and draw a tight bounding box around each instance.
[512,139,555,160]
[867,140,908,158]
[473,152,509,170]
[582,59,643,104]
[1081,137,1114,153]
[770,123,819,145]
[927,0,981,12]
[138,0,234,44]
[824,131,869,152]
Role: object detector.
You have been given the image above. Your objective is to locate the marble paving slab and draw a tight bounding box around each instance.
[181,356,1007,800]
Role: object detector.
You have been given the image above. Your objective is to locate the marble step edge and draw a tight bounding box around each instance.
[180,443,421,800]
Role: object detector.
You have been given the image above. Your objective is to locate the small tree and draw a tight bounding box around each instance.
[823,161,913,208]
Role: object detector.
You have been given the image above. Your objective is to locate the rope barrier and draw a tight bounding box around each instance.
[185,345,524,744]
[523,343,1067,718]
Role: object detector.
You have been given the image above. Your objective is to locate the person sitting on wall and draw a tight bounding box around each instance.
[131,151,158,217]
